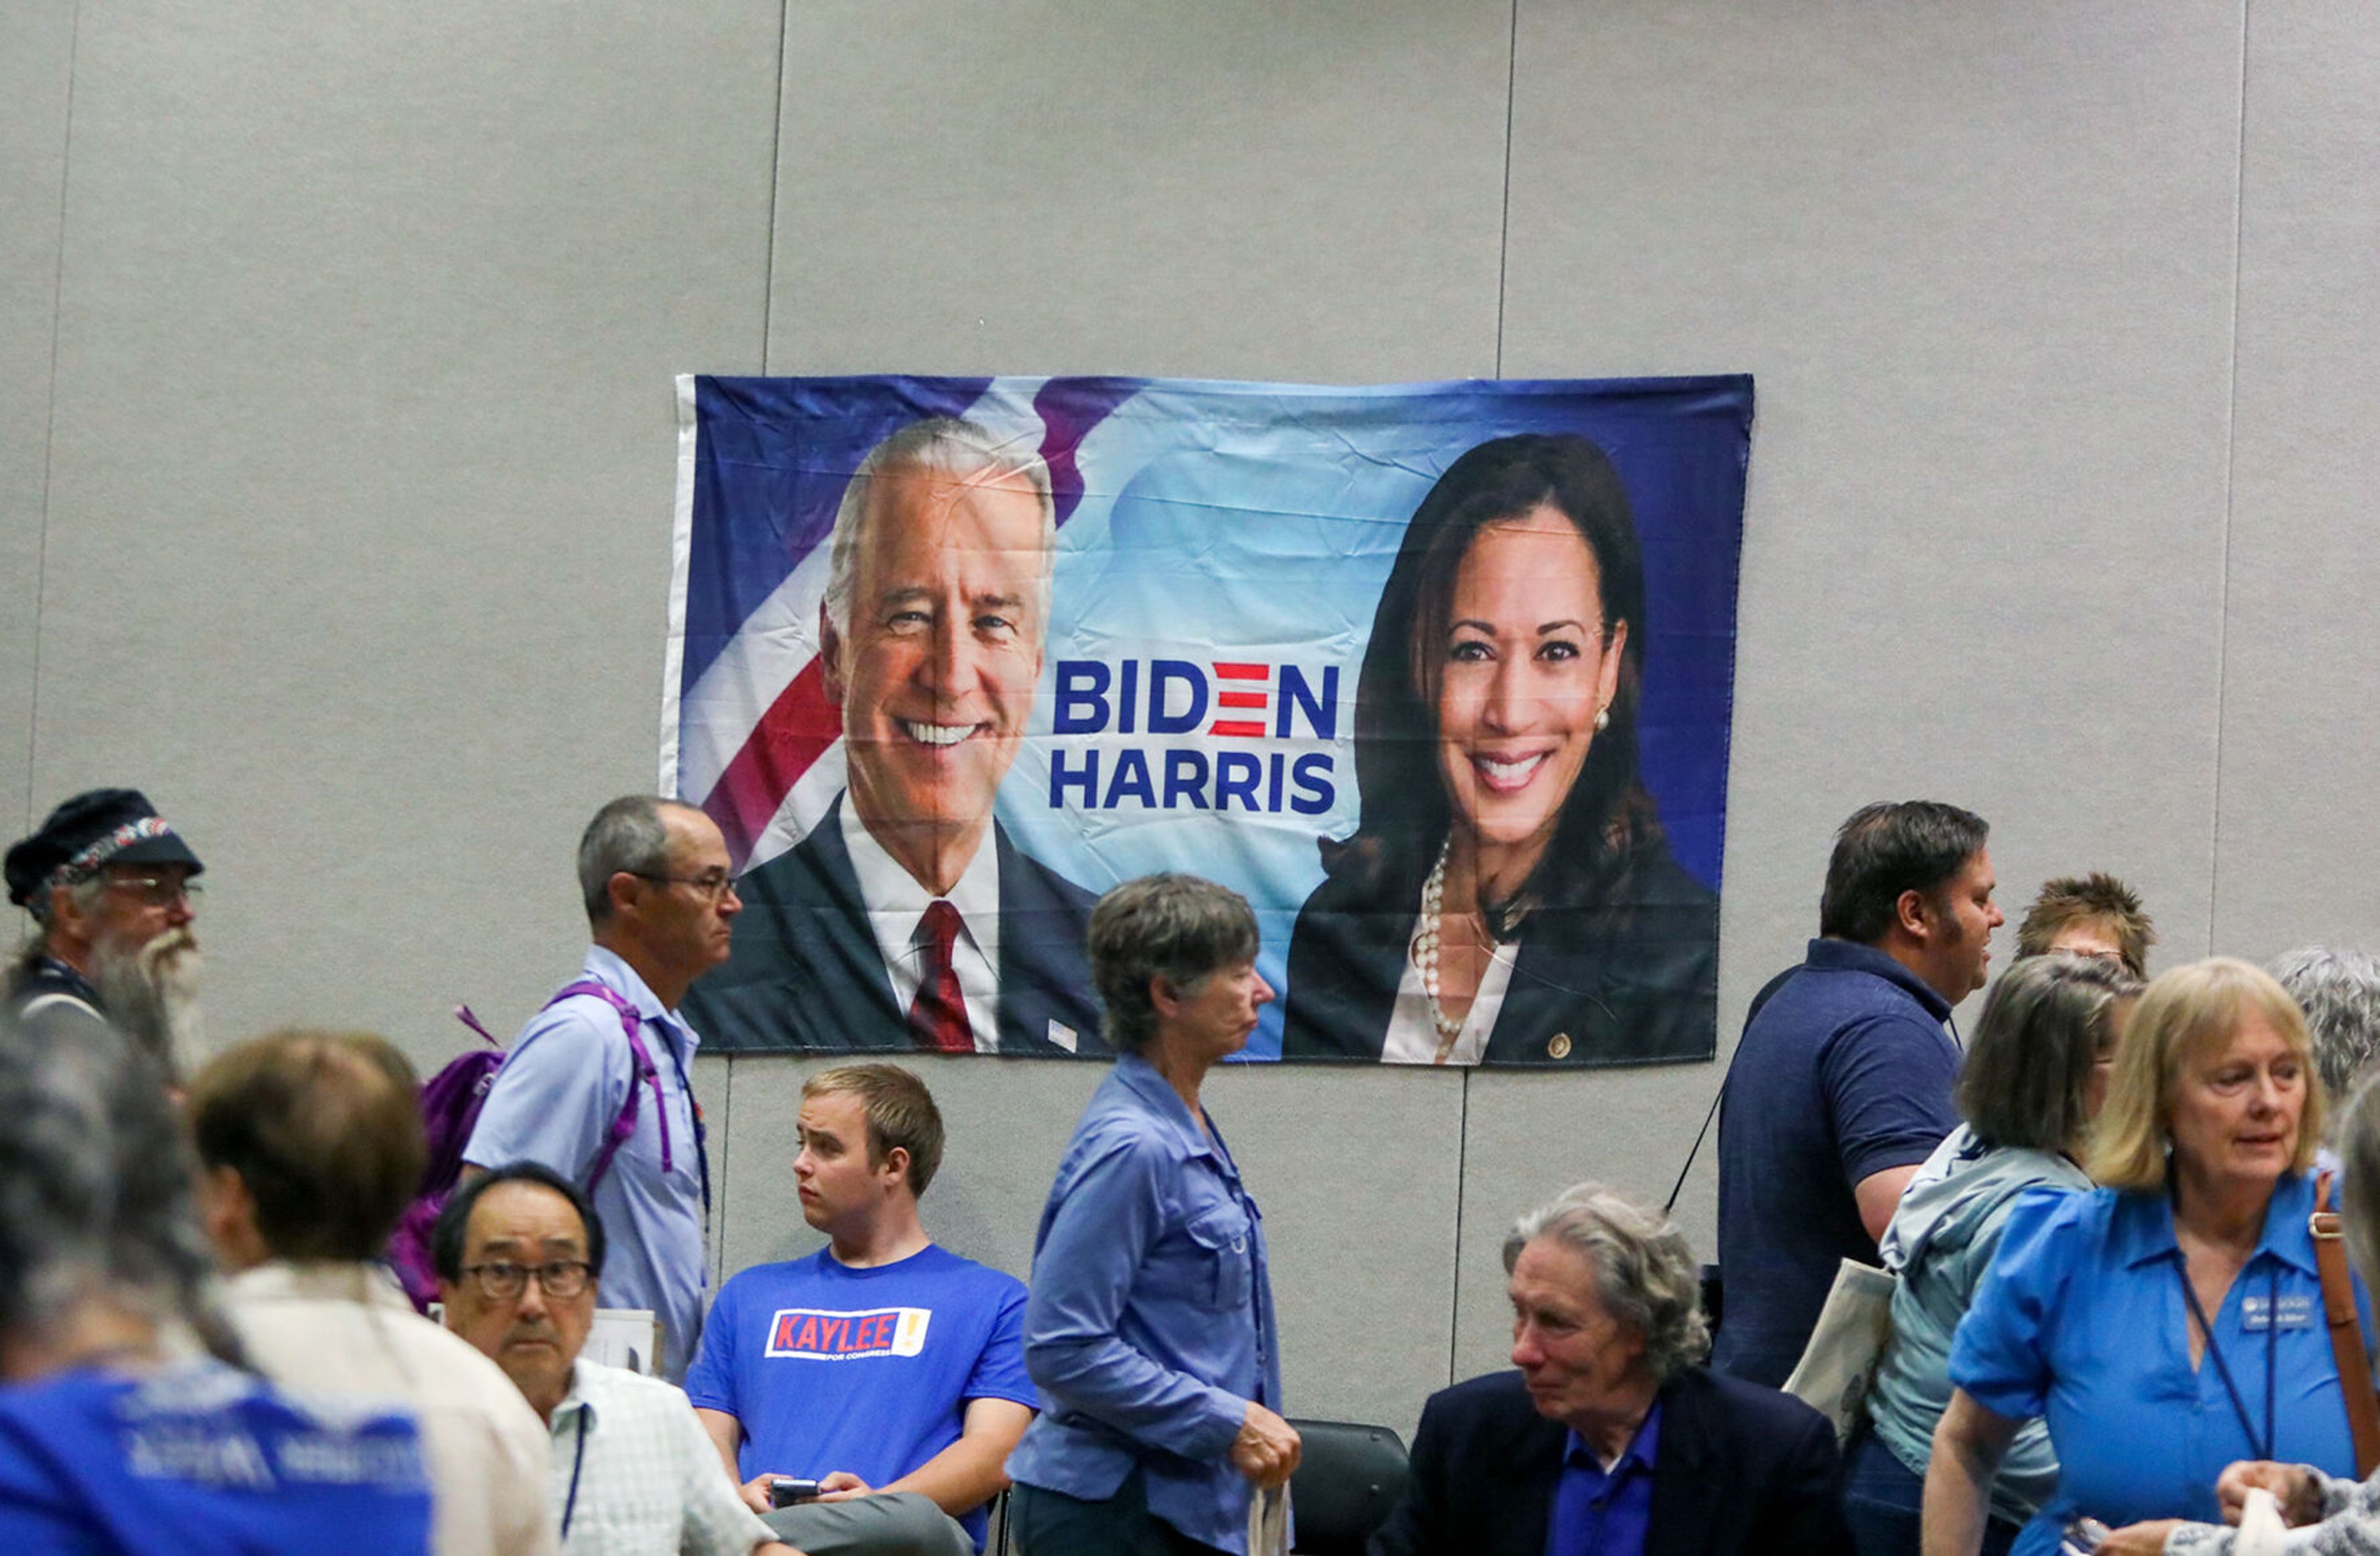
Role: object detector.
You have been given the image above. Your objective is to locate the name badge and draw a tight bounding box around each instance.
[2242,1293,2314,1332]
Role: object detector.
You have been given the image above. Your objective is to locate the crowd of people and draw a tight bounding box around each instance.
[7,782,2380,1556]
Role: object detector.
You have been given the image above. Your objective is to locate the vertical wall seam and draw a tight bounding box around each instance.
[758,0,792,372]
[1445,1070,1470,1387]
[1492,0,1518,377]
[2208,0,2250,954]
[27,0,85,829]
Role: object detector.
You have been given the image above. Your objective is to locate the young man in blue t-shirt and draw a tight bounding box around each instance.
[689,1065,1036,1555]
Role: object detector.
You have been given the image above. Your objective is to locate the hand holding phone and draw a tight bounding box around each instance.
[769,1477,822,1509]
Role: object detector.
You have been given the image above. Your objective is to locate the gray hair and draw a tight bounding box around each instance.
[2337,1076,2380,1297]
[576,796,697,926]
[1087,874,1259,1055]
[0,1012,236,1365]
[821,417,1056,640]
[2272,946,2380,1102]
[1502,1182,1709,1382]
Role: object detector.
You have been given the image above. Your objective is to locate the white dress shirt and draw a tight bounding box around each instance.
[547,1360,777,1556]
[840,798,1003,1051]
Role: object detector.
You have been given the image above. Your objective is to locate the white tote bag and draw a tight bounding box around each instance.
[1783,1259,1897,1442]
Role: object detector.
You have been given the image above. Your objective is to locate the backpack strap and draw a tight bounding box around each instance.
[547,980,670,1194]
[2314,1168,2380,1478]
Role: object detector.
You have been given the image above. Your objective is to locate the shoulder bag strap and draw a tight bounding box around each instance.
[549,980,669,1193]
[2312,1168,2380,1477]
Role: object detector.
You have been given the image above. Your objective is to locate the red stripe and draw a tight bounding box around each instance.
[1208,720,1267,739]
[1217,691,1266,710]
[1211,662,1267,680]
[703,658,843,867]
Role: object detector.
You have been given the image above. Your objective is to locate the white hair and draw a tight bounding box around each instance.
[1504,1181,1710,1381]
[821,417,1056,639]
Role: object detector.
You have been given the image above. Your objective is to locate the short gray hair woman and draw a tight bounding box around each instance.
[2271,945,2380,1107]
[1505,1182,1711,1383]
[1006,874,1299,1556]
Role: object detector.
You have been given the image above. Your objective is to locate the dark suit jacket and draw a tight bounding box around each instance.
[1278,840,1717,1066]
[684,794,1104,1056]
[1369,1367,1848,1556]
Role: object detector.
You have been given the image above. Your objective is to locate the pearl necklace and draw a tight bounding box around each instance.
[1416,838,1466,1063]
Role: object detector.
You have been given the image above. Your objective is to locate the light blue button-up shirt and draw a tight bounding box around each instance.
[1006,1053,1283,1555]
[1950,1172,2367,1556]
[464,947,709,1380]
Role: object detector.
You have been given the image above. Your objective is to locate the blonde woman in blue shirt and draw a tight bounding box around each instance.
[1923,958,2365,1556]
[1005,874,1299,1556]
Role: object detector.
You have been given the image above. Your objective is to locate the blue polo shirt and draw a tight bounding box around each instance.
[465,947,710,1380]
[1950,1176,2368,1556]
[1714,939,1960,1386]
[1006,1053,1283,1556]
[1546,1401,1661,1556]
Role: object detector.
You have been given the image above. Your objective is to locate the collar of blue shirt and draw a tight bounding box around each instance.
[2108,1170,2319,1277]
[1802,938,1955,1023]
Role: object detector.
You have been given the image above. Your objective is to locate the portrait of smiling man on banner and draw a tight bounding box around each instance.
[691,417,1104,1056]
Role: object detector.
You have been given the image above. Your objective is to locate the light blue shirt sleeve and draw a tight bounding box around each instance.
[1022,1134,1248,1462]
[1947,1187,2081,1423]
[462,997,627,1180]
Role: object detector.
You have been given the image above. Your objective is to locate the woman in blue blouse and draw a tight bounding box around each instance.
[1005,874,1301,1556]
[1922,957,2364,1556]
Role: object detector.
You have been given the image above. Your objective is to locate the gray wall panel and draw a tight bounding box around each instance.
[0,0,77,835]
[769,0,1510,380]
[693,1052,733,1286]
[2212,2,2380,959]
[32,0,780,1070]
[1479,0,2246,1372]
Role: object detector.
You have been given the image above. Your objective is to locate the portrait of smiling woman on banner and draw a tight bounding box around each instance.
[1279,433,1719,1067]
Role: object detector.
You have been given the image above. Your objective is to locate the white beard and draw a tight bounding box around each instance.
[90,927,205,1080]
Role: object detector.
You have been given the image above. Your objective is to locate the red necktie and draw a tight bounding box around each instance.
[909,900,974,1053]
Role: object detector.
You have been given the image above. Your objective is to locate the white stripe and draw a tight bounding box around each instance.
[659,374,701,796]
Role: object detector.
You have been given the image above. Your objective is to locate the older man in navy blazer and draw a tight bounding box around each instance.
[1372,1184,1847,1556]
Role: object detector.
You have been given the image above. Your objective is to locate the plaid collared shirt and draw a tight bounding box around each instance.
[549,1360,774,1556]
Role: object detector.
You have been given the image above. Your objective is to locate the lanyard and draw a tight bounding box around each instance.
[559,1404,591,1542]
[656,1026,714,1226]
[2178,1260,2278,1462]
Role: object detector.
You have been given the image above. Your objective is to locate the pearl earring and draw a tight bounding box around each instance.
[1593,707,1610,732]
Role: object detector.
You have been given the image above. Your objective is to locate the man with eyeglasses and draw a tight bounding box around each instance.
[3,787,207,1075]
[436,1163,800,1556]
[465,794,740,1382]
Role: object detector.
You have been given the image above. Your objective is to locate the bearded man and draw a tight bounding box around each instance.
[4,788,206,1075]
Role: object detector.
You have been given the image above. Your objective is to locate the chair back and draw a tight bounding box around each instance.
[1285,1417,1409,1555]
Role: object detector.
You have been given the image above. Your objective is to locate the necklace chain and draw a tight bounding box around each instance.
[1416,838,1465,1062]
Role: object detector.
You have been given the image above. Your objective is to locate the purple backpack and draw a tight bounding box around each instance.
[385,982,661,1311]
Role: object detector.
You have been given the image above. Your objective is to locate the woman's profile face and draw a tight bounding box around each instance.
[1434,505,1627,864]
[2163,1007,2305,1193]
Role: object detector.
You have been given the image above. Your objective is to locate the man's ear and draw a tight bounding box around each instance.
[879,1145,911,1189]
[1893,887,1934,943]
[606,869,643,923]
[819,604,848,709]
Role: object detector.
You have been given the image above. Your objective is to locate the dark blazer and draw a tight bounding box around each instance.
[1369,1367,1848,1556]
[1278,840,1717,1066]
[683,794,1104,1056]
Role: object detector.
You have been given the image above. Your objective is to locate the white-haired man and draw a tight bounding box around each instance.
[690,417,1102,1057]
[3,788,205,1073]
[1373,1184,1848,1556]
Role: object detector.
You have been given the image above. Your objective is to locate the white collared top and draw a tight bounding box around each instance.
[839,799,1003,1052]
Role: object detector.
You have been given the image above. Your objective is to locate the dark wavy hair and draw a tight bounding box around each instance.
[1321,433,1661,934]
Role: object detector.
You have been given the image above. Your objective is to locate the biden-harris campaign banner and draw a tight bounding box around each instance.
[664,374,1750,1066]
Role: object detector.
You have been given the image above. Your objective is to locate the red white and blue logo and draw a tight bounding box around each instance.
[765,1306,931,1360]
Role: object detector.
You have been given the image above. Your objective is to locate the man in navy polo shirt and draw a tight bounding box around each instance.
[1712,800,2002,1387]
[690,1065,1035,1556]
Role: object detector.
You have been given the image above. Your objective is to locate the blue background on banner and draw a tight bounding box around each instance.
[682,374,1750,1058]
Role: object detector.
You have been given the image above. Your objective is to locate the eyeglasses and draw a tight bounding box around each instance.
[458,1259,594,1301]
[105,876,203,908]
[630,871,740,902]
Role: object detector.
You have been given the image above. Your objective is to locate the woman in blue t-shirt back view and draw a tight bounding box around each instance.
[0,1012,433,1555]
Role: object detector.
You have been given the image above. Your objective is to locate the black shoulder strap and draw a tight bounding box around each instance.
[1664,962,1802,1216]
